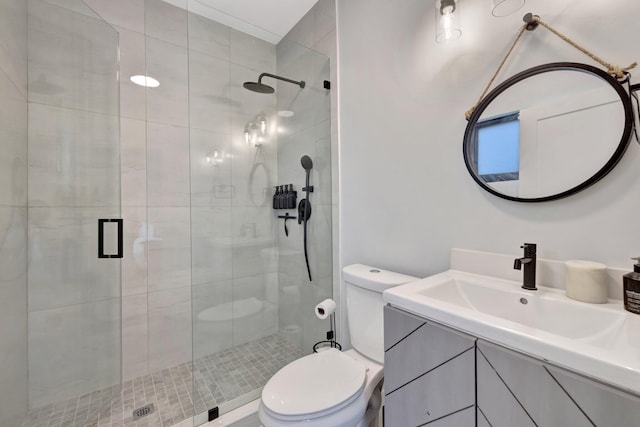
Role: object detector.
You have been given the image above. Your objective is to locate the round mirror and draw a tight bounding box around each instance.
[463,62,633,202]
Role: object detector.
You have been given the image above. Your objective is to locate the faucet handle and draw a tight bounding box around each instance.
[521,243,537,256]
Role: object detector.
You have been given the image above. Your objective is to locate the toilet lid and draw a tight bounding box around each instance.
[262,348,366,417]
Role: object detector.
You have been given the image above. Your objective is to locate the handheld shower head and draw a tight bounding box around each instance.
[300,155,313,170]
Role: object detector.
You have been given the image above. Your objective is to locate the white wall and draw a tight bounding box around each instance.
[337,0,640,341]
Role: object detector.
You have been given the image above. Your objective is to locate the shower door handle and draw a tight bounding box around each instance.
[98,218,123,259]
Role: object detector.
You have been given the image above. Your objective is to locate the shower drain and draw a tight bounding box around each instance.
[132,403,155,420]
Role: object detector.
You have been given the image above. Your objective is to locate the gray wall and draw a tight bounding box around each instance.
[0,0,28,424]
[337,0,640,345]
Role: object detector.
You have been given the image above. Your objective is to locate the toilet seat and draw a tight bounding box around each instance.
[259,349,384,427]
[262,348,366,418]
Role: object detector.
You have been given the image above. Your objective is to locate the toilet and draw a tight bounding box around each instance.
[258,264,417,427]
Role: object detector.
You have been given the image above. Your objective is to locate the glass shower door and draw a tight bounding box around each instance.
[186,2,333,419]
[22,0,122,425]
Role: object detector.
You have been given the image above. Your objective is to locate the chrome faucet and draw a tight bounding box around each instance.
[514,243,537,291]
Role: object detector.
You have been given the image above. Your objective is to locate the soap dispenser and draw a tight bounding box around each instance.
[624,257,640,315]
[288,184,297,209]
[273,186,279,210]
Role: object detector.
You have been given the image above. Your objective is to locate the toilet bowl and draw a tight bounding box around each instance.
[259,348,383,427]
[258,265,417,427]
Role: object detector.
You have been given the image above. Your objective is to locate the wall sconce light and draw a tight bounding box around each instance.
[205,148,224,166]
[243,124,252,145]
[257,114,268,136]
[491,0,525,17]
[243,113,269,147]
[435,0,461,43]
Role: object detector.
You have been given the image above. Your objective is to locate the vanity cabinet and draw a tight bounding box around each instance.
[384,305,640,427]
[383,305,476,426]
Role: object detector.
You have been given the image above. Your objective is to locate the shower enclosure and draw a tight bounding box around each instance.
[0,0,333,426]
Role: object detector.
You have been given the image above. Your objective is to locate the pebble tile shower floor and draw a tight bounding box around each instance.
[21,332,301,427]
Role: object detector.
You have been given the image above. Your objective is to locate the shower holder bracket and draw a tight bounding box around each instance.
[277,213,297,237]
[302,186,314,192]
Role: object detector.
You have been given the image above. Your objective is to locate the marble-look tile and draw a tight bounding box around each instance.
[0,70,27,206]
[231,206,277,279]
[147,122,190,207]
[276,55,328,136]
[313,28,337,61]
[146,36,189,127]
[275,38,312,78]
[280,6,314,50]
[145,0,188,48]
[148,286,192,372]
[28,103,120,207]
[28,1,119,115]
[28,207,121,311]
[0,206,28,426]
[0,206,28,288]
[121,207,147,297]
[313,0,336,43]
[82,0,145,34]
[28,298,121,407]
[121,118,147,207]
[309,203,333,281]
[229,28,276,73]
[147,207,191,292]
[277,127,315,193]
[191,206,233,285]
[279,0,335,49]
[314,118,333,206]
[122,294,148,381]
[116,26,146,121]
[190,128,232,207]
[0,0,27,97]
[192,280,233,358]
[231,274,278,346]
[189,51,231,133]
[187,12,230,60]
[39,0,98,17]
[230,115,278,208]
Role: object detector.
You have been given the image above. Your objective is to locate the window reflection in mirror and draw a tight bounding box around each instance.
[475,111,520,182]
[464,64,632,202]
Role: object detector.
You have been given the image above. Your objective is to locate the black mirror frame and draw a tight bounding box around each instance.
[463,62,634,203]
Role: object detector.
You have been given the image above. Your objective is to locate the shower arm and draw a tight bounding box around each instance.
[258,73,306,89]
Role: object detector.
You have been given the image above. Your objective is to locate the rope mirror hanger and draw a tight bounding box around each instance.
[465,13,638,121]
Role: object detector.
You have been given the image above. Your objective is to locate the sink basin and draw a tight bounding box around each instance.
[417,273,625,339]
[384,269,640,395]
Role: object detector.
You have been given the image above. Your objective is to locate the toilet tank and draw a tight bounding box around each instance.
[343,264,417,363]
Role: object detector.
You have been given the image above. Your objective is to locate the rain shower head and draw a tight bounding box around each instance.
[243,81,275,94]
[243,72,305,94]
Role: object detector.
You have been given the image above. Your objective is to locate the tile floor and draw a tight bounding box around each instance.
[20,332,301,427]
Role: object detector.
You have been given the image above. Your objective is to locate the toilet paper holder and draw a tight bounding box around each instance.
[313,298,341,352]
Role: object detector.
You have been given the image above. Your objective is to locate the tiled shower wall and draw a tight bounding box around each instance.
[26,0,280,407]
[0,0,28,424]
[26,0,121,408]
[82,0,279,380]
[276,0,338,352]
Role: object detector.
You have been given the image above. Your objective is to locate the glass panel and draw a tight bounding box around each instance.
[0,0,28,424]
[6,1,122,426]
[187,3,332,422]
